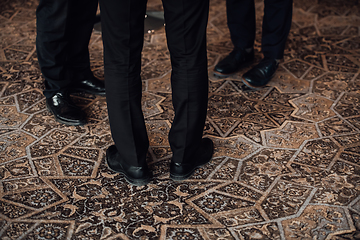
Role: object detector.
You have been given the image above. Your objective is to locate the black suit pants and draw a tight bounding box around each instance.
[100,0,209,167]
[227,0,293,59]
[36,0,98,98]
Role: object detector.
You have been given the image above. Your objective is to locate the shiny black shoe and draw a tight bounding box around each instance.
[213,48,254,77]
[72,76,106,96]
[170,138,214,181]
[46,92,87,126]
[242,58,278,90]
[106,145,152,186]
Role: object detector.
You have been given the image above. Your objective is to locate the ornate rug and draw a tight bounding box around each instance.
[0,0,360,239]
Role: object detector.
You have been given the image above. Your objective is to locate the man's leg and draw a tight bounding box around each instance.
[100,0,152,185]
[261,0,293,60]
[162,0,213,180]
[213,0,256,77]
[36,0,72,98]
[37,0,103,96]
[65,0,105,97]
[36,0,89,125]
[66,0,98,81]
[227,0,256,51]
[241,0,293,90]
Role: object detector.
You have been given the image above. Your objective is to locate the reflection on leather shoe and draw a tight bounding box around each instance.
[46,92,87,126]
[170,138,214,181]
[72,76,106,96]
[242,58,278,90]
[213,49,254,77]
[106,145,152,186]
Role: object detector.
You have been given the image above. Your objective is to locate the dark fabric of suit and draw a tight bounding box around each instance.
[226,0,293,59]
[99,0,209,167]
[36,0,98,98]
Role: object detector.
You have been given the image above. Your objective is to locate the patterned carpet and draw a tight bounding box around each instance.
[1,0,360,239]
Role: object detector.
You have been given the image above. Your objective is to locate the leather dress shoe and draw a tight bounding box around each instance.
[213,48,254,77]
[242,58,278,90]
[106,145,152,186]
[46,92,87,126]
[170,138,214,181]
[72,76,106,96]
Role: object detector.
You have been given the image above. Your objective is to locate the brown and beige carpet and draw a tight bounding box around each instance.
[1,0,360,239]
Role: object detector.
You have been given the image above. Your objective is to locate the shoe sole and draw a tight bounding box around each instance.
[105,151,151,186]
[213,59,255,78]
[71,88,106,96]
[241,73,275,90]
[170,161,208,181]
[241,78,264,90]
[46,102,87,126]
[213,71,237,78]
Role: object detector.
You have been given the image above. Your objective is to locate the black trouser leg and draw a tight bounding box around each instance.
[226,0,256,50]
[67,0,99,82]
[100,0,149,167]
[36,0,98,98]
[261,0,293,59]
[163,0,209,164]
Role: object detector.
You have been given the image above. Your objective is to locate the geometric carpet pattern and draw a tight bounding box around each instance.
[1,0,360,239]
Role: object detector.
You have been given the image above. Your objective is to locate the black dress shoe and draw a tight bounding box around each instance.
[72,76,106,96]
[170,138,214,181]
[213,49,254,77]
[106,145,152,186]
[242,58,278,90]
[46,92,87,126]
